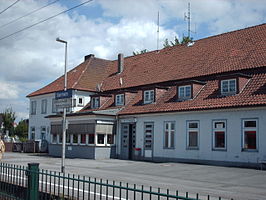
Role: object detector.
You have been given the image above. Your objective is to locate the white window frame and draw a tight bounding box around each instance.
[30,127,35,140]
[41,99,47,114]
[115,94,125,106]
[30,101,37,115]
[96,133,106,146]
[221,79,236,95]
[77,97,84,106]
[212,120,227,150]
[164,121,175,149]
[91,97,100,108]
[40,126,46,140]
[144,90,155,104]
[186,121,199,149]
[178,85,191,100]
[242,119,258,151]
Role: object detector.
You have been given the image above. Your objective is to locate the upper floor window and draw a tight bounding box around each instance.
[221,79,236,95]
[178,85,191,100]
[144,90,154,104]
[52,98,57,113]
[78,97,84,106]
[41,99,47,114]
[115,94,124,106]
[91,97,100,108]
[30,101,37,115]
[242,119,257,150]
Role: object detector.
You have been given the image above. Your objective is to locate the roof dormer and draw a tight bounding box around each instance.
[177,80,205,101]
[91,94,112,109]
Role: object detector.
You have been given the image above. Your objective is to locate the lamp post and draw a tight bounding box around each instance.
[56,37,67,173]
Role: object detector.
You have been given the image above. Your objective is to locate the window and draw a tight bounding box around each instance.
[243,119,257,150]
[213,120,226,150]
[80,134,86,144]
[78,97,84,106]
[66,134,71,144]
[164,122,175,148]
[72,134,78,144]
[52,98,57,113]
[178,85,191,99]
[115,94,125,106]
[97,134,105,145]
[144,122,154,150]
[30,101,37,115]
[91,97,100,108]
[107,134,114,144]
[41,126,46,140]
[221,79,236,95]
[59,135,62,144]
[88,134,95,144]
[30,127,35,140]
[144,90,154,104]
[41,99,47,114]
[187,121,199,149]
[52,134,57,144]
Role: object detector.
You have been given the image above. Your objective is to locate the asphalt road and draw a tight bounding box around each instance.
[1,152,266,200]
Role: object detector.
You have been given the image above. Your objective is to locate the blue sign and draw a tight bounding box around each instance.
[55,90,72,99]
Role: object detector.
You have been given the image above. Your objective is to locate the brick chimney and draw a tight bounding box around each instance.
[118,53,124,73]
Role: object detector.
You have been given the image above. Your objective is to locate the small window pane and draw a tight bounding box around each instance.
[97,134,105,144]
[215,131,225,148]
[164,131,169,148]
[214,122,225,129]
[66,134,71,143]
[189,131,198,147]
[244,131,256,149]
[73,135,78,144]
[107,135,114,144]
[88,134,95,144]
[81,134,86,144]
[52,134,57,143]
[189,122,198,129]
[244,121,256,128]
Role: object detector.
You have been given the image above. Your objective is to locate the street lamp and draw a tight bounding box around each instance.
[56,37,67,173]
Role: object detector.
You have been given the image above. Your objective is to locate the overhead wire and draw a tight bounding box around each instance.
[0,0,20,15]
[0,0,93,41]
[0,0,60,29]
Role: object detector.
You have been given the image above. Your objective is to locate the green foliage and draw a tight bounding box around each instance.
[163,36,193,48]
[133,49,148,56]
[2,107,16,135]
[15,119,28,140]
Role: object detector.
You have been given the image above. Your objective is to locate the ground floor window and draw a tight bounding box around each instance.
[80,134,86,144]
[59,135,62,144]
[107,134,114,144]
[212,120,226,150]
[66,134,71,144]
[88,134,95,144]
[97,134,105,145]
[187,121,199,149]
[52,134,57,144]
[41,127,46,140]
[30,127,35,140]
[72,134,78,144]
[164,121,175,148]
[243,119,257,150]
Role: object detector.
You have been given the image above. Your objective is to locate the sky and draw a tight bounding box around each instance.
[0,0,265,121]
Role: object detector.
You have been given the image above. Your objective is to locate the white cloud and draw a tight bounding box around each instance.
[0,81,19,99]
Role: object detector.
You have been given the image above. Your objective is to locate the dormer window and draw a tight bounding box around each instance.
[115,94,124,106]
[221,79,236,95]
[144,90,154,104]
[178,85,191,100]
[91,97,100,108]
[78,97,84,106]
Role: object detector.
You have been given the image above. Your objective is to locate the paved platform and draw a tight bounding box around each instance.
[2,152,266,200]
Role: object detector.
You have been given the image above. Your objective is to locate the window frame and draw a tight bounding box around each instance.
[115,94,125,106]
[41,99,47,114]
[41,126,46,140]
[77,97,84,107]
[212,120,227,151]
[143,90,155,104]
[30,101,37,115]
[186,120,199,150]
[91,97,100,109]
[52,98,57,113]
[178,85,192,100]
[242,118,258,151]
[30,127,35,140]
[163,121,175,149]
[221,79,237,95]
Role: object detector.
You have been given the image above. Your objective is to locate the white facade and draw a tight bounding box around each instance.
[28,90,93,142]
[117,107,266,165]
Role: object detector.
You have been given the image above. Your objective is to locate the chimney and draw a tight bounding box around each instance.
[118,53,124,73]
[84,54,94,61]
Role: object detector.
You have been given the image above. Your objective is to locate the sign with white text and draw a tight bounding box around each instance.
[55,90,72,99]
[54,98,72,108]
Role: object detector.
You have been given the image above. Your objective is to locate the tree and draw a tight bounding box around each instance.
[181,36,193,44]
[15,119,28,141]
[170,36,180,46]
[163,36,193,48]
[133,49,148,56]
[163,39,170,48]
[2,107,16,135]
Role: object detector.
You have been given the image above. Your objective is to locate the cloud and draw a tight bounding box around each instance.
[0,81,19,99]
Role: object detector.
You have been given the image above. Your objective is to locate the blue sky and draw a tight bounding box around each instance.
[0,0,265,121]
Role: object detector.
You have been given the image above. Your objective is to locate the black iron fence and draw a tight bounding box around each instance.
[0,162,232,200]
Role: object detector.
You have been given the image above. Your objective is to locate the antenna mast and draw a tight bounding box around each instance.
[184,2,191,38]
[157,11,160,51]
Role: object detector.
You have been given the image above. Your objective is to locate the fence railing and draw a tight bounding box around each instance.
[0,162,233,200]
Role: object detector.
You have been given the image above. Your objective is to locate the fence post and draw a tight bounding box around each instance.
[27,163,39,200]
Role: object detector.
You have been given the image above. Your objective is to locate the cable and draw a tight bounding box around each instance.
[0,0,20,15]
[0,0,59,29]
[0,0,93,41]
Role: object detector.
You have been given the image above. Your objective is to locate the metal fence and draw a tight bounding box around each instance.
[0,162,233,200]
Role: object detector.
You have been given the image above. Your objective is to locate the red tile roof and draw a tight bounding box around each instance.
[101,23,266,91]
[27,57,111,97]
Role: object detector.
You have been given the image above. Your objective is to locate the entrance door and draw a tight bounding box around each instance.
[120,123,136,160]
[143,122,154,160]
